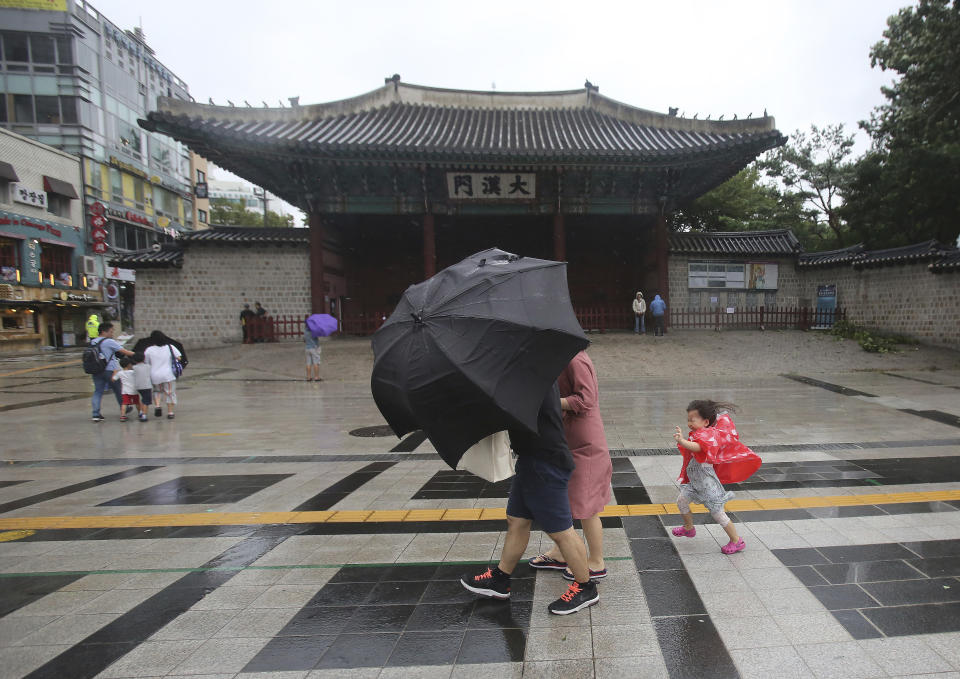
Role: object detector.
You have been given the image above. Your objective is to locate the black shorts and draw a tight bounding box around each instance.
[138,388,152,405]
[506,456,573,534]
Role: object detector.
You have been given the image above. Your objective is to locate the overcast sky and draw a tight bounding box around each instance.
[92,0,911,210]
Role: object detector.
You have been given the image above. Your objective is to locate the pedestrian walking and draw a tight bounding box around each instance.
[85,313,100,344]
[88,322,134,422]
[632,292,646,334]
[132,352,152,422]
[144,330,182,420]
[460,383,600,615]
[671,400,761,554]
[111,357,138,422]
[304,321,323,381]
[529,350,612,582]
[650,294,667,336]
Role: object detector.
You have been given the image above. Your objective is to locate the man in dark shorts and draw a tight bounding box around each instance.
[460,383,599,615]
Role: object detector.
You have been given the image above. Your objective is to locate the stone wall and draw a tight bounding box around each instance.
[668,255,804,310]
[798,263,959,350]
[134,244,310,347]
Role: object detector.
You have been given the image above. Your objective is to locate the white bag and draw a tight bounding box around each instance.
[457,431,514,483]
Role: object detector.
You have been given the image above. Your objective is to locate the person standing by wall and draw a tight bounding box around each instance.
[650,294,667,337]
[240,304,254,343]
[89,322,134,422]
[632,292,646,335]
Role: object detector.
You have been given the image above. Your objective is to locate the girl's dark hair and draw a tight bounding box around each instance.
[149,330,166,345]
[133,352,145,363]
[686,400,738,426]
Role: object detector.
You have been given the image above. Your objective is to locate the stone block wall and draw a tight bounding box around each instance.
[134,244,310,347]
[799,263,959,350]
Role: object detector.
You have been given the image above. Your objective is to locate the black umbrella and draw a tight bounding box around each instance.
[371,248,588,468]
[132,333,188,366]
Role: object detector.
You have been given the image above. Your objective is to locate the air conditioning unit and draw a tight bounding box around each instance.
[82,256,97,275]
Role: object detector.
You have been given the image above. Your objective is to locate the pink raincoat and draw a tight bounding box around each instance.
[677,413,761,485]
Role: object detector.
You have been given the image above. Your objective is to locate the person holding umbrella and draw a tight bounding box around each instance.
[460,383,599,615]
[371,248,599,615]
[303,313,337,381]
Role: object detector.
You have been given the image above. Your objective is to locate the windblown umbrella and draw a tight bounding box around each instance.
[306,313,338,337]
[371,248,588,468]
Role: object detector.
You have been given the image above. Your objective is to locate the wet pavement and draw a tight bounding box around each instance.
[1,333,960,678]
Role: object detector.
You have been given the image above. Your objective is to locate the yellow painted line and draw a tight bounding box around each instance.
[0,529,35,542]
[0,360,81,378]
[0,489,958,531]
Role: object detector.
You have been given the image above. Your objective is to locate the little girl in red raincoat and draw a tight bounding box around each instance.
[671,400,761,554]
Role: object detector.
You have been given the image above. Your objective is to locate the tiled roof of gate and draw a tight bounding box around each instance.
[799,239,960,271]
[668,230,802,256]
[141,81,784,164]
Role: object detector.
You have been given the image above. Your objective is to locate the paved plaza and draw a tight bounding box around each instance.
[1,331,960,678]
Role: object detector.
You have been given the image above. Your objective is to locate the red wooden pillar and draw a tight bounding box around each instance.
[553,212,566,262]
[655,212,669,306]
[423,212,436,280]
[309,212,326,314]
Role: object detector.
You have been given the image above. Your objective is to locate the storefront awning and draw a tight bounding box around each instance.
[0,161,19,182]
[0,299,111,308]
[42,176,79,199]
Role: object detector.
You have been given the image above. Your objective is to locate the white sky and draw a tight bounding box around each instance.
[94,0,911,212]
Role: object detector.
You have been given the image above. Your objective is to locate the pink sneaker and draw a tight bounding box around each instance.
[671,526,696,538]
[721,538,746,554]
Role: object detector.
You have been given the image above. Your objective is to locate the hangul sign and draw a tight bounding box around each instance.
[11,183,48,208]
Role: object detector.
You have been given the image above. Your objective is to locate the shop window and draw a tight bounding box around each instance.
[47,194,70,218]
[35,95,61,124]
[0,237,20,269]
[110,168,123,200]
[60,96,78,124]
[3,33,28,63]
[56,37,73,65]
[133,177,144,207]
[30,36,55,64]
[40,244,71,284]
[13,94,34,123]
[196,169,205,183]
[198,209,207,224]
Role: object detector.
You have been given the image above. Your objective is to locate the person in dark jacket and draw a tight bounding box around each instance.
[240,304,255,343]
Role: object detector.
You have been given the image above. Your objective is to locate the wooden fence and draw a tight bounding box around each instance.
[248,305,844,340]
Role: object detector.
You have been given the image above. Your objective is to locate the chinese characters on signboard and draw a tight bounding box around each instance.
[446,173,536,200]
[11,183,47,209]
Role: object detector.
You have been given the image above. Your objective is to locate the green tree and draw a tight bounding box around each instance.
[759,124,857,249]
[209,198,294,227]
[843,0,960,247]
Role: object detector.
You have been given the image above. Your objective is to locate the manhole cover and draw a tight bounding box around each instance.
[349,425,395,437]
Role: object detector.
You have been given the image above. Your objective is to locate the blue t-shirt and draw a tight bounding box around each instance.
[93,337,123,371]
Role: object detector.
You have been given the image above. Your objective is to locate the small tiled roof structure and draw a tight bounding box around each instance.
[798,239,960,272]
[930,249,960,273]
[668,229,802,256]
[108,227,309,268]
[797,244,866,268]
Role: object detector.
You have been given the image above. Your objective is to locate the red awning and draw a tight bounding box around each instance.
[42,176,79,199]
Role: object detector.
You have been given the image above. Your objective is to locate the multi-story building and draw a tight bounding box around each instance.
[0,0,207,331]
[207,179,279,224]
[0,127,107,353]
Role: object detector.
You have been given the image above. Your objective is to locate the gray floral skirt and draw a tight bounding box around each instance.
[679,458,734,513]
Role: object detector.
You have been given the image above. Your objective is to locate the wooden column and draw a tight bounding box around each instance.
[553,212,566,262]
[309,211,326,314]
[423,212,436,280]
[655,212,669,304]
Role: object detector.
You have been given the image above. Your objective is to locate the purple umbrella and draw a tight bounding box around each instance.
[306,313,338,337]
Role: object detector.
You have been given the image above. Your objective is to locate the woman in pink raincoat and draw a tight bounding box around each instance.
[528,350,613,581]
[671,400,761,554]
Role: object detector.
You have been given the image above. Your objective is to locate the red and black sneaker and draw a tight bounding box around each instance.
[460,567,511,600]
[548,579,599,615]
